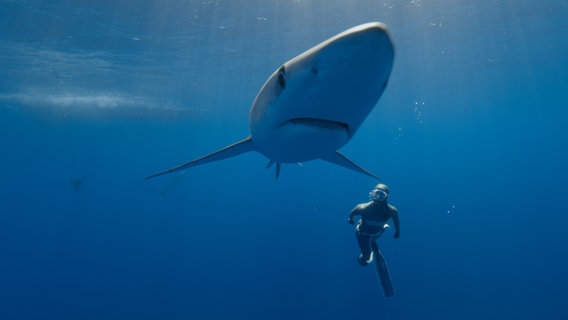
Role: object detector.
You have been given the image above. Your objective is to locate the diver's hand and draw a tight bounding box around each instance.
[393,231,400,239]
[348,217,354,225]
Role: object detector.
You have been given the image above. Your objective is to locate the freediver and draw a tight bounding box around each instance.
[348,183,400,296]
[348,183,400,264]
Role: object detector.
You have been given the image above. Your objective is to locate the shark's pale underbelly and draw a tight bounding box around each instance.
[253,117,350,163]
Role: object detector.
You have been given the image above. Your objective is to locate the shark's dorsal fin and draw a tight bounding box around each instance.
[146,137,255,180]
[320,151,380,180]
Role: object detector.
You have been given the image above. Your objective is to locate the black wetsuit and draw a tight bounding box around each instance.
[350,200,399,262]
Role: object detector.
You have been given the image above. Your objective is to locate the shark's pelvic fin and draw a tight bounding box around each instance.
[146,136,255,180]
[265,160,275,169]
[265,160,282,179]
[275,162,281,180]
[320,151,380,180]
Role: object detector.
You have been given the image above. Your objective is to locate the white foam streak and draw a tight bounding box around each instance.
[0,90,192,119]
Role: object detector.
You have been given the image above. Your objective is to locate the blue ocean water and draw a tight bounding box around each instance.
[1,0,567,319]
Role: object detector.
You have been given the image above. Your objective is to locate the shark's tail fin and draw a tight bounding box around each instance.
[146,136,255,180]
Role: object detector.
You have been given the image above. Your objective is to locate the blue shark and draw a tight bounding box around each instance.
[147,22,395,180]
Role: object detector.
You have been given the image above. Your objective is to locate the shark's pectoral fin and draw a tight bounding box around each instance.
[146,136,255,180]
[320,151,380,180]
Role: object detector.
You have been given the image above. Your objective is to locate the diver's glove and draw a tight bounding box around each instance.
[393,231,400,239]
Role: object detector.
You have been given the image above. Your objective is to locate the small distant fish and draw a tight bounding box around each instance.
[70,177,83,192]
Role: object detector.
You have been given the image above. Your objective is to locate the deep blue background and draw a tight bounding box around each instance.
[1,1,567,319]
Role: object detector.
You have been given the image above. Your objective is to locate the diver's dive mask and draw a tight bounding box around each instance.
[369,188,388,202]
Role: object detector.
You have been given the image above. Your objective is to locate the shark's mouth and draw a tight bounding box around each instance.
[281,117,349,133]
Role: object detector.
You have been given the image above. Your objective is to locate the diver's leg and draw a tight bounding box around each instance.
[356,231,373,266]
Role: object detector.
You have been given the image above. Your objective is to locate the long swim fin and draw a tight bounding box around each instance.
[371,241,395,297]
[146,136,255,180]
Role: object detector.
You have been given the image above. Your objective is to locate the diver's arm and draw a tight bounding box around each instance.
[391,207,400,239]
[348,206,361,224]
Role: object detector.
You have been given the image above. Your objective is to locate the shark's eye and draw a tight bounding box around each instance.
[277,66,286,89]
